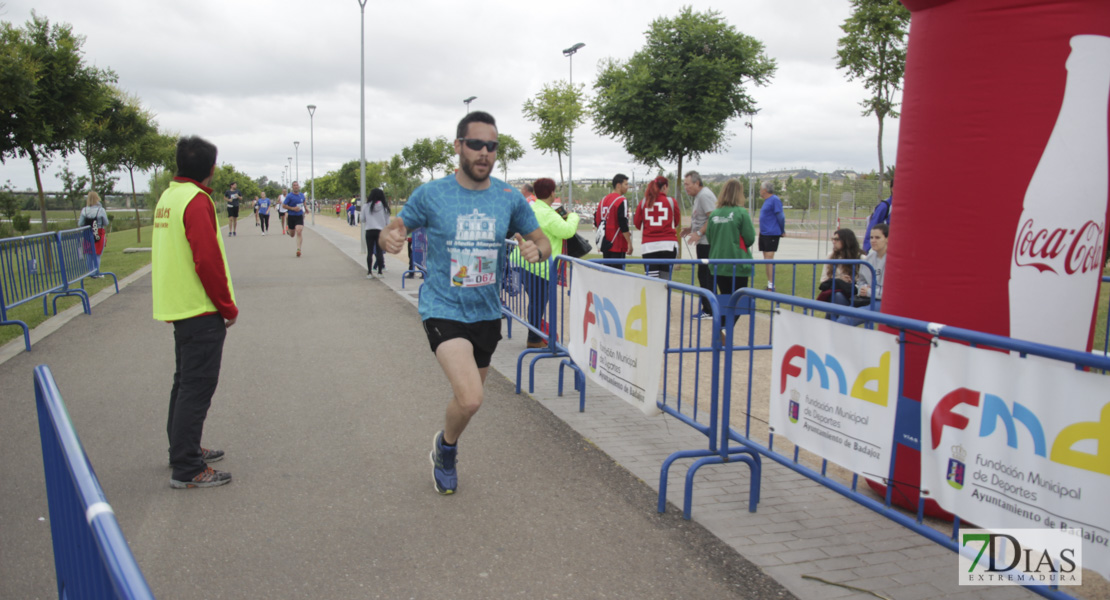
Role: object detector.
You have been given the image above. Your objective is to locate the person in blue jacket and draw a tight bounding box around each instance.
[864,177,893,253]
[757,181,785,290]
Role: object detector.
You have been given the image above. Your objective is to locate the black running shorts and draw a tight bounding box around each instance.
[287,215,305,229]
[758,235,781,252]
[422,318,502,369]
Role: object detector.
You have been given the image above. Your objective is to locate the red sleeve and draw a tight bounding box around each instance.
[633,200,644,230]
[183,195,239,320]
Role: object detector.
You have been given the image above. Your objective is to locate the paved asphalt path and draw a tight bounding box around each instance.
[0,225,795,599]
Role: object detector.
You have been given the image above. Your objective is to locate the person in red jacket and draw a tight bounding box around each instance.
[633,175,681,279]
[594,173,633,269]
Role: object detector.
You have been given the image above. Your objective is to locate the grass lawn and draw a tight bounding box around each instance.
[0,226,154,348]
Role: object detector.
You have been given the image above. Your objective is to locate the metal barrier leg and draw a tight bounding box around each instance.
[557,359,587,412]
[683,452,760,520]
[51,289,90,316]
[515,348,551,394]
[1,319,31,352]
[658,449,717,514]
[527,352,561,394]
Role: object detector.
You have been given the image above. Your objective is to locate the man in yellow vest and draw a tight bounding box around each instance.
[152,136,239,489]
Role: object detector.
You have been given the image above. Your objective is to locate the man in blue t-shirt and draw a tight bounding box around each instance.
[255,194,272,235]
[758,181,786,290]
[282,181,307,257]
[380,111,549,495]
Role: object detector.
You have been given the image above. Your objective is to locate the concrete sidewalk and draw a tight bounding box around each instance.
[0,219,790,600]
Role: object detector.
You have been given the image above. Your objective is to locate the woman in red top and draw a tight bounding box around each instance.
[633,176,682,279]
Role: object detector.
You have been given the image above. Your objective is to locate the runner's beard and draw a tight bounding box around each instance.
[459,153,492,183]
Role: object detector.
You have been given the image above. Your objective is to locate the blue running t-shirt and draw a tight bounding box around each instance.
[400,175,539,323]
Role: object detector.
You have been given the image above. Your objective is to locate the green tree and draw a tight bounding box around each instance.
[402,137,455,181]
[0,14,114,232]
[496,133,526,182]
[835,0,910,201]
[385,153,420,200]
[55,161,89,220]
[522,81,585,185]
[111,101,164,241]
[591,6,776,215]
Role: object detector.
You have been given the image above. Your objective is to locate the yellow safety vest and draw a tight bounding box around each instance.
[151,180,235,321]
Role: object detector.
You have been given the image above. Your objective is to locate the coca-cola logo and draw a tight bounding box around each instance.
[1013,218,1106,275]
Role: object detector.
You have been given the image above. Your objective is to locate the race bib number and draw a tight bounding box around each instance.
[450,247,498,287]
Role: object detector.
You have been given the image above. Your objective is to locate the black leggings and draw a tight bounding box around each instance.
[365,229,384,274]
[259,213,270,233]
[643,249,677,278]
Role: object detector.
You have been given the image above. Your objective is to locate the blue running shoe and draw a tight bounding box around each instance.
[430,431,458,494]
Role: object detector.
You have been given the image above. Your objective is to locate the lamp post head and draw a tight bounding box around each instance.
[294,141,300,150]
[463,96,477,104]
[307,104,316,116]
[563,42,585,56]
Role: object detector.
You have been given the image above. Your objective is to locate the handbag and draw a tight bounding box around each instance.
[565,232,592,258]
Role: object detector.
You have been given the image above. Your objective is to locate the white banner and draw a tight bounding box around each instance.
[567,264,666,416]
[769,311,900,476]
[921,339,1110,579]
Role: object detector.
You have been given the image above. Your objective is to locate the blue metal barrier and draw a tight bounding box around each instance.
[716,290,1110,600]
[0,232,70,351]
[49,227,119,315]
[34,364,154,600]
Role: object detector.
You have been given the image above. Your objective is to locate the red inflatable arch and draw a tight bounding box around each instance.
[876,0,1110,516]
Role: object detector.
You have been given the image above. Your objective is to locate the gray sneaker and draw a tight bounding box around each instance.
[171,466,232,489]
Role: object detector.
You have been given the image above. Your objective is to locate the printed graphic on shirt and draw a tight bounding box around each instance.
[449,209,499,287]
[645,201,671,227]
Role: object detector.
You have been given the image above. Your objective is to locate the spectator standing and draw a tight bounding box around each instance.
[521,183,537,204]
[680,170,718,316]
[512,177,579,349]
[634,175,682,279]
[863,178,893,253]
[362,188,390,278]
[224,182,241,237]
[151,135,237,489]
[252,194,260,228]
[758,181,785,290]
[378,111,549,495]
[77,191,109,274]
[594,174,632,268]
[704,178,756,298]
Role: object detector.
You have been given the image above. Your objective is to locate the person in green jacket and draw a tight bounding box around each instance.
[512,177,579,348]
[704,178,757,299]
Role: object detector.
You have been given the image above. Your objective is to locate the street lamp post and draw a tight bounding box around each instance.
[294,141,300,184]
[358,0,368,254]
[463,96,476,113]
[307,105,316,225]
[745,118,754,215]
[562,42,584,210]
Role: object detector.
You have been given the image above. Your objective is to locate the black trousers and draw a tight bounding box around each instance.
[260,213,270,233]
[365,229,384,274]
[695,243,712,314]
[601,250,626,270]
[523,270,549,343]
[168,313,226,481]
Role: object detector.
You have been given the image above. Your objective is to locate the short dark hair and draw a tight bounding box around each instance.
[533,178,557,201]
[456,111,497,140]
[175,136,217,182]
[872,223,889,237]
[612,173,628,189]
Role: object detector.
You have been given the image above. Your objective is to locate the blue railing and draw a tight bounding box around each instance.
[0,227,117,351]
[401,228,427,289]
[530,257,1107,600]
[34,364,154,599]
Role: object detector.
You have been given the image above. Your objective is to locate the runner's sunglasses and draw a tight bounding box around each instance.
[458,138,499,152]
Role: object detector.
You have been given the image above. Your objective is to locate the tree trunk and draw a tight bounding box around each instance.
[129,167,140,243]
[557,152,564,187]
[876,113,885,202]
[30,150,49,233]
[675,154,684,259]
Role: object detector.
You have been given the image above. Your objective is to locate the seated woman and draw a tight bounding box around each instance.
[833,223,887,325]
[819,228,863,313]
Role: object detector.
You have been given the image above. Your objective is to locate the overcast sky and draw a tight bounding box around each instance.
[1,0,900,194]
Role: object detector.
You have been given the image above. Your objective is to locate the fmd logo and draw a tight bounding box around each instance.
[581,288,648,347]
